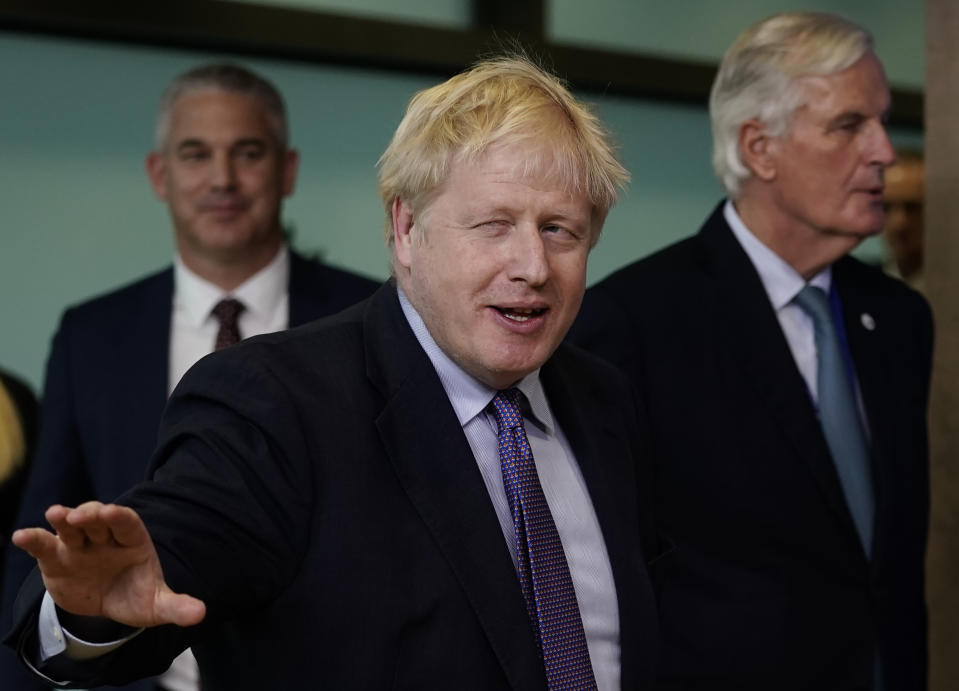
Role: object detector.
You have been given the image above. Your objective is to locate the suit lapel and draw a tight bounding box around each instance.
[288,250,320,326]
[698,209,866,558]
[363,285,545,691]
[132,268,173,443]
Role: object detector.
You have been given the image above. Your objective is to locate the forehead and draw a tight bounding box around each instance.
[460,138,585,193]
[166,89,274,145]
[793,52,890,123]
[439,144,592,213]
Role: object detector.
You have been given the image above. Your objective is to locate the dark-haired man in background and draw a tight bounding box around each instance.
[0,63,378,691]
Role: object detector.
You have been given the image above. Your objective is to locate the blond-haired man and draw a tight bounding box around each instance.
[5,56,661,691]
[573,12,931,691]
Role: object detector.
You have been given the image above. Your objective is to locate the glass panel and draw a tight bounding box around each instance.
[224,0,470,29]
[547,0,923,88]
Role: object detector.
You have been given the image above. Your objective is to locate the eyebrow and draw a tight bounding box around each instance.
[174,137,269,152]
[827,111,865,126]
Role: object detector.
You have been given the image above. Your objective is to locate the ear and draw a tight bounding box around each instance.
[392,197,416,270]
[738,119,777,182]
[281,149,300,197]
[145,152,169,200]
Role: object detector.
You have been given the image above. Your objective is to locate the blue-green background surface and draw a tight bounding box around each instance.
[0,1,923,389]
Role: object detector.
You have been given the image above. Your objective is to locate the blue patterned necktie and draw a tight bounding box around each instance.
[490,389,597,690]
[793,285,875,556]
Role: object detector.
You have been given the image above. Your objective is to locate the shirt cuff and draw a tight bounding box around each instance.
[39,591,143,662]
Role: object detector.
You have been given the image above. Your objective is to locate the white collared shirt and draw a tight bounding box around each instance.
[398,288,621,691]
[724,200,831,403]
[169,245,290,392]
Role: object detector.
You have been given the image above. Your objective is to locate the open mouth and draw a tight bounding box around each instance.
[495,307,546,322]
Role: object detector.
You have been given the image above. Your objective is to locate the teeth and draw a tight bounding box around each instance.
[500,307,541,322]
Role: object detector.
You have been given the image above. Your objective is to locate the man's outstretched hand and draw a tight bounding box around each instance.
[12,502,205,629]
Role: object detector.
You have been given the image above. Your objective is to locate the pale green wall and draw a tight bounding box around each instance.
[549,0,924,88]
[227,0,471,28]
[0,3,923,391]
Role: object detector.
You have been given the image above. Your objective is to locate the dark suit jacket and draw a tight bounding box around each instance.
[0,251,378,690]
[6,283,660,690]
[570,202,932,691]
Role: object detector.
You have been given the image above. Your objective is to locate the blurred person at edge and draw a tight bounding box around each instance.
[882,150,925,291]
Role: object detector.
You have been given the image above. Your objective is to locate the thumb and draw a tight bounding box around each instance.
[154,587,206,628]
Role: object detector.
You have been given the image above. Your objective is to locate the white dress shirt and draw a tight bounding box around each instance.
[169,244,290,388]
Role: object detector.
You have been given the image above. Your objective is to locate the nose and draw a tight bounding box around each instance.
[210,151,237,190]
[870,121,896,168]
[507,224,550,287]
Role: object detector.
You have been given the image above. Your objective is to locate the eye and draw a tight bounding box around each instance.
[178,148,209,162]
[833,115,866,134]
[477,219,510,230]
[234,145,266,162]
[542,223,589,249]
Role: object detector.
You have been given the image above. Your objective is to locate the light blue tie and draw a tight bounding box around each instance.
[793,285,875,557]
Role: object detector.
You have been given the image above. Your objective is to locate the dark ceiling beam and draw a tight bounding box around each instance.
[473,0,544,41]
[0,0,923,128]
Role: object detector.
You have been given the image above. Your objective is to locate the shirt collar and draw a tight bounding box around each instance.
[396,286,554,434]
[173,244,290,326]
[723,199,831,307]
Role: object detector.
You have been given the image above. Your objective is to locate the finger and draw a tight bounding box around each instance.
[100,505,151,548]
[45,506,88,549]
[67,503,135,547]
[11,527,60,561]
[154,588,207,628]
[64,500,109,526]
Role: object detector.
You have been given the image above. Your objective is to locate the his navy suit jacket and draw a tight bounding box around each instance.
[570,203,932,691]
[0,251,378,690]
[6,283,661,690]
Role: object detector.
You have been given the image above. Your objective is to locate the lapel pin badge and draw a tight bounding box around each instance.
[860,313,876,331]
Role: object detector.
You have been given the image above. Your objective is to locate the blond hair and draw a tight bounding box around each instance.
[0,379,26,485]
[377,55,629,246]
[710,12,874,197]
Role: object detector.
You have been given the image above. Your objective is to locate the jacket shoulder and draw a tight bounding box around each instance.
[290,253,380,297]
[60,267,172,326]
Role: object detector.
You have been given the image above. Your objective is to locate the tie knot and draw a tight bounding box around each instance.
[212,298,245,325]
[793,285,832,326]
[490,389,524,431]
[212,298,245,350]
